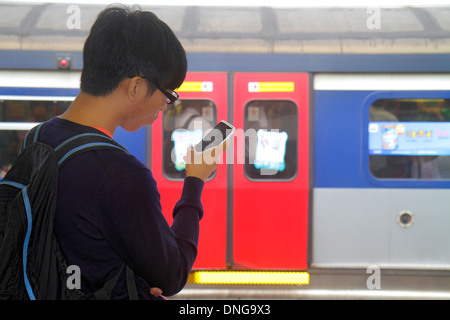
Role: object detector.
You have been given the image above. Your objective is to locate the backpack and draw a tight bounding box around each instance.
[0,122,138,300]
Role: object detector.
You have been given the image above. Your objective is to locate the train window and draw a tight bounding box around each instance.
[162,99,217,180]
[244,100,298,181]
[369,98,450,180]
[0,99,71,178]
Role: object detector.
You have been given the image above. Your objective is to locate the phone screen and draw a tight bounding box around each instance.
[195,121,233,152]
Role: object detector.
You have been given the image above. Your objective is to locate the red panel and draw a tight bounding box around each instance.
[151,72,228,269]
[233,73,309,270]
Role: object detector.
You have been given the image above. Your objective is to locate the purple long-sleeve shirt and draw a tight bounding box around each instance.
[38,117,204,299]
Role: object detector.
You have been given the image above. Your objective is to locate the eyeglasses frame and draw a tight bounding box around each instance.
[128,75,179,104]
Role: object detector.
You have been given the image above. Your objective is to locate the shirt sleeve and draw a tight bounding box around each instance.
[102,166,204,296]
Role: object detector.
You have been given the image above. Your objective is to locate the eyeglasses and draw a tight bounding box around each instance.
[157,86,179,104]
[129,75,179,104]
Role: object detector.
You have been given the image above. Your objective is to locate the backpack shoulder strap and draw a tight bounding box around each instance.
[21,123,45,151]
[21,123,127,165]
[54,133,128,167]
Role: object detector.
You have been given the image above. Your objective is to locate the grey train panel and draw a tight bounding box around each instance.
[312,188,450,269]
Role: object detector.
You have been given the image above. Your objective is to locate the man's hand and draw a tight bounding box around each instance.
[184,146,219,181]
[151,287,163,297]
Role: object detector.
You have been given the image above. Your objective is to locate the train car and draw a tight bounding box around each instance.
[1,2,450,299]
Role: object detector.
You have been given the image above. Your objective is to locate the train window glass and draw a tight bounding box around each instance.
[244,100,298,181]
[162,99,217,180]
[0,99,71,178]
[369,98,450,180]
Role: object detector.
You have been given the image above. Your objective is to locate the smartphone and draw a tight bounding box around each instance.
[194,120,235,153]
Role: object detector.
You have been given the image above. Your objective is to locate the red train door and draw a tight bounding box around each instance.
[232,73,310,270]
[151,72,228,269]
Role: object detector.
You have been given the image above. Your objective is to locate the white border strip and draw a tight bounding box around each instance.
[174,288,450,300]
[0,70,81,89]
[0,122,41,131]
[314,73,450,91]
[0,95,75,101]
[311,262,450,271]
[12,0,450,7]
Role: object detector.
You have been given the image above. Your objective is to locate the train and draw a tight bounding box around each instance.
[1,2,450,299]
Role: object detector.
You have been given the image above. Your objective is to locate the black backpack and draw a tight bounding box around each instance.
[0,122,138,300]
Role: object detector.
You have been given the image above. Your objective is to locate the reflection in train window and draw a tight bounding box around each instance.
[162,99,217,180]
[369,98,450,180]
[0,99,71,177]
[244,100,298,180]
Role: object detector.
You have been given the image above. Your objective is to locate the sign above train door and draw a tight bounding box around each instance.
[178,81,214,92]
[232,72,310,270]
[247,81,295,92]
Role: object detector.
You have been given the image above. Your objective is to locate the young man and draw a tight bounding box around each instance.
[37,5,218,299]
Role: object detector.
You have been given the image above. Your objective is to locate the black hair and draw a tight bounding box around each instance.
[80,5,187,96]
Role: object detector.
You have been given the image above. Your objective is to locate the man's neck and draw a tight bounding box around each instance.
[59,91,123,136]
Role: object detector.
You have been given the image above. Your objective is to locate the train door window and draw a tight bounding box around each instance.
[244,100,298,180]
[0,98,71,178]
[368,98,450,180]
[162,99,217,180]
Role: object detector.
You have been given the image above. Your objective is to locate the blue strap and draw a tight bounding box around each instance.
[21,123,44,151]
[57,142,127,166]
[0,181,26,189]
[0,181,36,299]
[57,139,127,167]
[21,187,36,300]
[54,133,116,152]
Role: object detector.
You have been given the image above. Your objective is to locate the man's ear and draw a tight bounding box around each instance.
[127,77,143,101]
